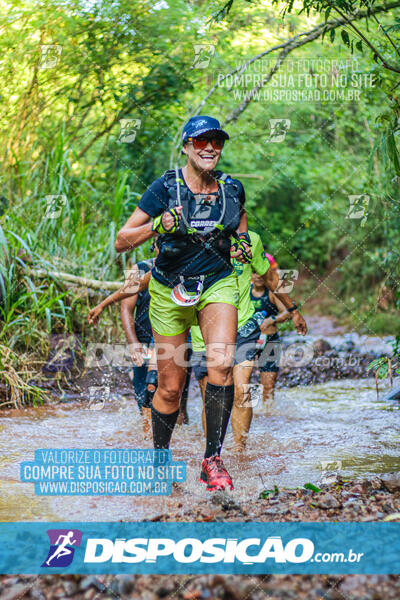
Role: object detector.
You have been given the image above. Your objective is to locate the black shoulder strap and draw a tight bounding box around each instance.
[163,169,177,188]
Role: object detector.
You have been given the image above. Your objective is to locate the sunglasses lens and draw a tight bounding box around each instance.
[192,137,225,150]
[192,138,208,149]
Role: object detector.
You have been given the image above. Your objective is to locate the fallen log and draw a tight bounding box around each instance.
[28,268,122,290]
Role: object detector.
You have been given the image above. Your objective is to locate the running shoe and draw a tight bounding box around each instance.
[200,456,234,491]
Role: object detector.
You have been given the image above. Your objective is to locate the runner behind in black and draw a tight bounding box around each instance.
[120,259,154,412]
[251,272,291,406]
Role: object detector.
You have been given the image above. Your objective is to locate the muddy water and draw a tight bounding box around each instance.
[1,378,399,522]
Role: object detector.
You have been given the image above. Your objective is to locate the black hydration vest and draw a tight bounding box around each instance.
[158,166,241,258]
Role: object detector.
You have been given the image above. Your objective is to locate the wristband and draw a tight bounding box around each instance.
[271,315,277,323]
[287,302,298,313]
[152,209,180,234]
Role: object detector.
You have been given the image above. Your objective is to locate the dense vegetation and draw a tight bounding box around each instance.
[1,0,399,403]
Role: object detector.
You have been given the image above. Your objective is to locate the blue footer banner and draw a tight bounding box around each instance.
[0,522,399,574]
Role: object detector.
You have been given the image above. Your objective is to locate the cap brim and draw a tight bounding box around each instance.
[184,127,229,141]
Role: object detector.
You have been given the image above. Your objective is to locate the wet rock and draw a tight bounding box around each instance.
[319,472,340,486]
[1,584,32,600]
[108,575,135,596]
[381,472,400,492]
[263,507,279,515]
[183,592,202,599]
[278,508,290,515]
[370,477,383,491]
[313,338,332,355]
[141,592,157,600]
[315,494,340,509]
[348,483,367,495]
[62,580,78,596]
[29,589,45,600]
[211,492,241,511]
[155,580,176,597]
[2,577,20,587]
[382,501,395,513]
[79,576,106,592]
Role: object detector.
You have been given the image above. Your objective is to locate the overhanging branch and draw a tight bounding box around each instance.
[171,0,400,153]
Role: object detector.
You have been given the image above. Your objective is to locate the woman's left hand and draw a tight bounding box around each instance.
[231,241,252,264]
[88,306,103,325]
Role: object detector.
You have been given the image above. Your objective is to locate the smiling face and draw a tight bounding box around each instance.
[252,272,266,289]
[182,133,225,173]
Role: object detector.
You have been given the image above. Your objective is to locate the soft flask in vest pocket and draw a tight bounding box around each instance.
[170,276,205,307]
[159,236,187,259]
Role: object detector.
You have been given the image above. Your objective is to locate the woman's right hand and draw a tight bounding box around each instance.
[161,206,182,231]
[153,206,182,234]
[129,342,147,366]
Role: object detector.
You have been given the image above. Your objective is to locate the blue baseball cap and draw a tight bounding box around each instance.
[182,116,229,143]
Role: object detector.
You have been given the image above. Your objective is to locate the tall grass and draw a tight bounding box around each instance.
[0,132,156,405]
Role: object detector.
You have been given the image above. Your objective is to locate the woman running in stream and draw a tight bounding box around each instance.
[114,115,282,491]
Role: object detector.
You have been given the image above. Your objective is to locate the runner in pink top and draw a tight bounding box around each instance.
[264,252,278,270]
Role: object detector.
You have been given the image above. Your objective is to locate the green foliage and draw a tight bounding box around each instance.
[0,228,71,349]
[259,485,280,499]
[304,482,322,493]
[367,334,400,380]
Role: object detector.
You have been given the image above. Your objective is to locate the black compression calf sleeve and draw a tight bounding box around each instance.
[180,367,192,413]
[151,406,179,449]
[204,383,234,458]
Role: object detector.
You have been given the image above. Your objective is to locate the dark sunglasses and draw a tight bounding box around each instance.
[187,136,225,150]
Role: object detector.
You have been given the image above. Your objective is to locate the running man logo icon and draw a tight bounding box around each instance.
[192,45,215,69]
[42,529,82,567]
